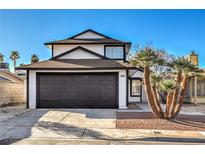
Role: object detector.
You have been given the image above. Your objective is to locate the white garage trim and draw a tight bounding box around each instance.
[28,69,127,109]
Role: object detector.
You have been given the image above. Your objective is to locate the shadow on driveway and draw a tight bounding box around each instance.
[0,109,115,144]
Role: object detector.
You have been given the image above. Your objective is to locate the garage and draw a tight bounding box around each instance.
[36,73,118,108]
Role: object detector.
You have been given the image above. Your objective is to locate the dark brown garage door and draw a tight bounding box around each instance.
[37,73,118,108]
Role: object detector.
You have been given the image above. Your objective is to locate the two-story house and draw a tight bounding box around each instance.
[18,29,147,109]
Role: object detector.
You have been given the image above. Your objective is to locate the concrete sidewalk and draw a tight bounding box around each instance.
[1,126,205,144]
[11,136,205,145]
[0,109,205,145]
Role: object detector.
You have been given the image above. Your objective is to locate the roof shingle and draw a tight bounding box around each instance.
[45,38,131,45]
[16,59,138,70]
[44,29,131,45]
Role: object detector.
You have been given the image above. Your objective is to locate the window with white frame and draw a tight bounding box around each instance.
[130,79,141,96]
[105,46,124,59]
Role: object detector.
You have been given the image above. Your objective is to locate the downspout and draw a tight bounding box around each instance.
[126,69,129,107]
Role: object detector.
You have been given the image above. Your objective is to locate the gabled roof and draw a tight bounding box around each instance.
[68,29,112,39]
[0,71,24,83]
[52,46,109,60]
[44,29,131,45]
[16,59,138,70]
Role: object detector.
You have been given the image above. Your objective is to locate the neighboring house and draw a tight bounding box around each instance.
[0,62,9,71]
[18,29,147,109]
[0,70,26,106]
[185,53,205,104]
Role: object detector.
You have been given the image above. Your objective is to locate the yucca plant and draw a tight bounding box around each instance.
[131,46,165,118]
[169,58,187,113]
[167,57,201,118]
[171,61,203,118]
[159,80,176,118]
[131,45,202,119]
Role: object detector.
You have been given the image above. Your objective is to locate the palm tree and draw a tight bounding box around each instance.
[150,73,164,114]
[10,50,20,72]
[0,52,4,62]
[167,57,200,117]
[160,80,176,118]
[31,54,39,63]
[168,57,187,116]
[172,61,203,118]
[132,46,202,119]
[131,46,164,118]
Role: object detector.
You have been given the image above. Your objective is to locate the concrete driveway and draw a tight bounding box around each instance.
[0,109,116,142]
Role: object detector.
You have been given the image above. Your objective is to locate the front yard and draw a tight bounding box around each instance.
[0,103,205,144]
[117,103,205,131]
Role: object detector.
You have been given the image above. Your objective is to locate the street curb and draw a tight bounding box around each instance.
[11,137,205,145]
[120,129,205,136]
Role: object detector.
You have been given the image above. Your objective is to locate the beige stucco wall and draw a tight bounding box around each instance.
[0,82,25,106]
[59,48,101,59]
[53,44,105,57]
[74,31,105,39]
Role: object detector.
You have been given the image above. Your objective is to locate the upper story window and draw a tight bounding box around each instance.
[105,46,124,59]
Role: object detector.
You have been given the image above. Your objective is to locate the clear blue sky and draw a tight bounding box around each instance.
[0,9,205,70]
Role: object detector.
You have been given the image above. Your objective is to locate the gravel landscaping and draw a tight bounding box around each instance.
[0,104,29,122]
[117,103,205,131]
[116,112,205,131]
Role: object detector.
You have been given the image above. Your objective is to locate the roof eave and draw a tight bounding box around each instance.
[44,42,131,45]
[68,29,113,39]
[16,67,138,70]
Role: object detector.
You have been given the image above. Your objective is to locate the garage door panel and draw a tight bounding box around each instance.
[37,73,118,108]
[39,101,115,108]
[39,99,116,108]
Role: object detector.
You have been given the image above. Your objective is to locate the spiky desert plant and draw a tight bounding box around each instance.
[160,80,176,118]
[131,46,164,118]
[172,61,203,118]
[131,45,203,119]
